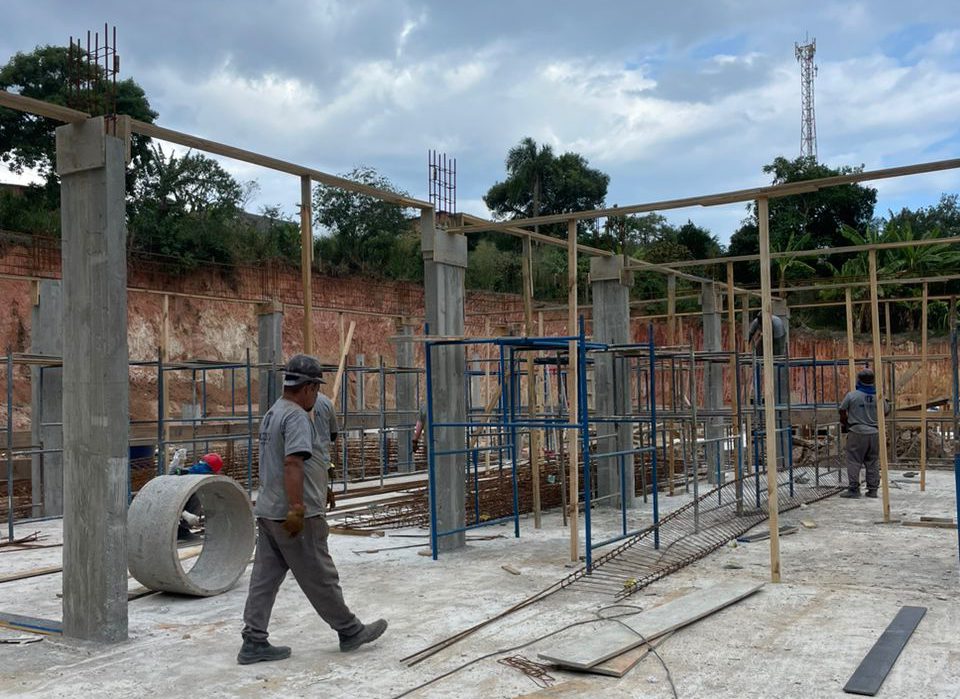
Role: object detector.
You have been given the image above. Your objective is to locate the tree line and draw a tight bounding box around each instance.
[2,45,958,332]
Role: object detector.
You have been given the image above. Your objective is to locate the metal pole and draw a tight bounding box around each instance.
[246,348,253,496]
[649,325,660,550]
[156,349,165,476]
[7,349,14,541]
[425,342,438,560]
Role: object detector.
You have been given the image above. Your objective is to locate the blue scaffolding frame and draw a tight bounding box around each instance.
[424,329,601,560]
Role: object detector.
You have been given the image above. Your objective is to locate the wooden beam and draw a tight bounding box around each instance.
[868,250,892,522]
[757,197,781,583]
[845,288,857,392]
[330,321,356,402]
[567,219,580,563]
[448,157,960,233]
[920,283,929,492]
[666,274,677,345]
[300,175,314,355]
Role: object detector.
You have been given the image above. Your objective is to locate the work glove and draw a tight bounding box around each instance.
[282,505,305,537]
[326,488,337,511]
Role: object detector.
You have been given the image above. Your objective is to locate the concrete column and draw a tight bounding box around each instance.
[590,256,634,507]
[422,209,467,551]
[393,320,417,472]
[56,117,129,642]
[257,300,283,415]
[702,282,725,484]
[30,280,63,517]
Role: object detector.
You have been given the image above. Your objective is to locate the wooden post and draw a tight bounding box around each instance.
[331,321,356,402]
[845,288,857,392]
[667,274,677,345]
[567,219,579,563]
[757,197,781,583]
[727,262,742,510]
[339,312,345,356]
[300,175,314,355]
[161,293,171,444]
[523,236,542,528]
[868,249,891,522]
[920,283,928,492]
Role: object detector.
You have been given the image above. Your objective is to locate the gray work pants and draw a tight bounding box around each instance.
[241,516,362,642]
[845,431,880,491]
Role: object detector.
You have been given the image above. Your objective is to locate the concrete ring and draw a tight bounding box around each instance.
[128,474,255,596]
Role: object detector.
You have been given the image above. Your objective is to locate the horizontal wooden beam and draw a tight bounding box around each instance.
[446,158,960,233]
[661,235,960,269]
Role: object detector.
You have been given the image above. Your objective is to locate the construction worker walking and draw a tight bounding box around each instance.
[238,354,387,665]
[839,368,890,499]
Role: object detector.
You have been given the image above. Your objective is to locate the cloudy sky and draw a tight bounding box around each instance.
[4,1,960,243]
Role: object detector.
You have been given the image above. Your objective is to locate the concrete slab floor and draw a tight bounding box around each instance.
[0,469,957,698]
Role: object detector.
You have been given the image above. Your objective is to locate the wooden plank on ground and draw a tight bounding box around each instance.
[843,606,926,696]
[737,524,799,543]
[902,520,956,530]
[537,581,762,669]
[0,612,62,635]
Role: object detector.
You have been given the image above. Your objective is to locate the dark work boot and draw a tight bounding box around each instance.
[237,639,292,665]
[340,619,388,652]
[865,489,878,499]
[839,489,861,499]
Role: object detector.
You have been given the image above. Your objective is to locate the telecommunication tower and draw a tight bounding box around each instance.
[795,37,818,160]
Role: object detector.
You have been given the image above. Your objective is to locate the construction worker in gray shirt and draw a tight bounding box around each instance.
[238,354,387,665]
[839,368,890,499]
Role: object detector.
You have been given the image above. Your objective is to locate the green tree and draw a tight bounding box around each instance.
[484,137,609,242]
[0,45,157,183]
[313,166,414,274]
[127,144,250,271]
[727,156,877,283]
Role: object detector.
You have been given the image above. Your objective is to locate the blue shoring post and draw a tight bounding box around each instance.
[245,348,254,497]
[578,316,593,570]
[648,325,660,550]
[340,364,349,492]
[509,347,520,539]
[498,344,507,475]
[472,447,480,524]
[954,453,960,565]
[754,358,762,509]
[425,340,439,560]
[379,358,387,480]
[7,349,14,542]
[157,349,165,476]
[734,347,744,512]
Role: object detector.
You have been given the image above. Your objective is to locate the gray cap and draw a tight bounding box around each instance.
[283,354,325,387]
[857,368,875,385]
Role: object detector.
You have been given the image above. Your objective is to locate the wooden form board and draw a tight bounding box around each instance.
[843,606,926,696]
[537,581,763,669]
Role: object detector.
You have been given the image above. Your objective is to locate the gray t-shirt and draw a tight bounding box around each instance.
[255,397,313,520]
[840,389,890,435]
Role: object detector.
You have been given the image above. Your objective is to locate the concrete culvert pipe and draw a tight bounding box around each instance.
[128,475,255,596]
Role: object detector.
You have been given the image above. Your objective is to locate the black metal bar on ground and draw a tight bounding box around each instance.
[843,606,926,696]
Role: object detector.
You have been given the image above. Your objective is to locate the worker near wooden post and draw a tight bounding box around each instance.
[238,354,387,665]
[839,368,890,499]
